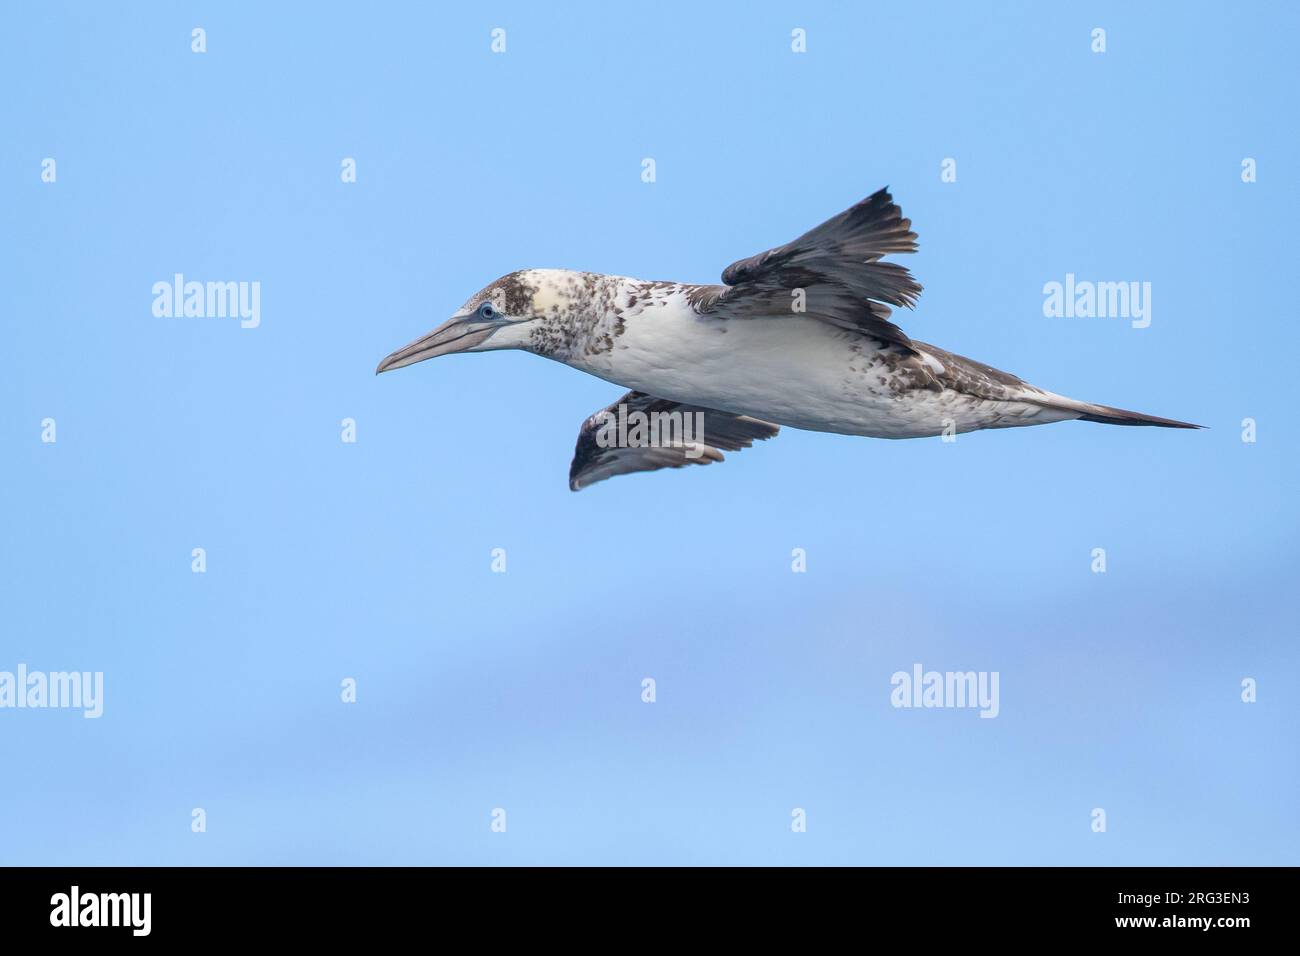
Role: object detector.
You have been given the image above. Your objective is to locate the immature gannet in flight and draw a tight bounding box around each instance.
[377,188,1197,489]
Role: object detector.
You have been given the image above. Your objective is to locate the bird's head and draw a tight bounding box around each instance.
[376,269,567,373]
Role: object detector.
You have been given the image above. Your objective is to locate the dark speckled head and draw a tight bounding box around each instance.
[376,268,626,372]
[457,270,542,318]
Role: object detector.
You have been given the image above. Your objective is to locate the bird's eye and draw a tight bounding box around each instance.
[477,302,498,319]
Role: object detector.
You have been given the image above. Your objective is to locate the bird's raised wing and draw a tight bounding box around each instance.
[692,187,922,351]
[569,391,778,491]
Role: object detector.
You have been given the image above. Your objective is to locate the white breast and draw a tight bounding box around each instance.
[558,290,884,435]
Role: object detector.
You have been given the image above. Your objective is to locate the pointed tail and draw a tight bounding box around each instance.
[1075,403,1202,429]
[1028,390,1202,429]
[1021,388,1202,429]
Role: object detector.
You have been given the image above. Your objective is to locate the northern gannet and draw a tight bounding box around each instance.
[377,188,1198,489]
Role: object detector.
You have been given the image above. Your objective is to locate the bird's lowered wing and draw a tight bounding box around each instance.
[691,187,922,351]
[569,390,778,491]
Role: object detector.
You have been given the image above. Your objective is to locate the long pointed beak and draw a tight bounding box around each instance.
[375,317,498,374]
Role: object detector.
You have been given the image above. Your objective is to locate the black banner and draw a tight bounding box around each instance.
[0,866,1286,941]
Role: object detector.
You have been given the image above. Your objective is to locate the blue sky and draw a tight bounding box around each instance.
[2,1,1296,865]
